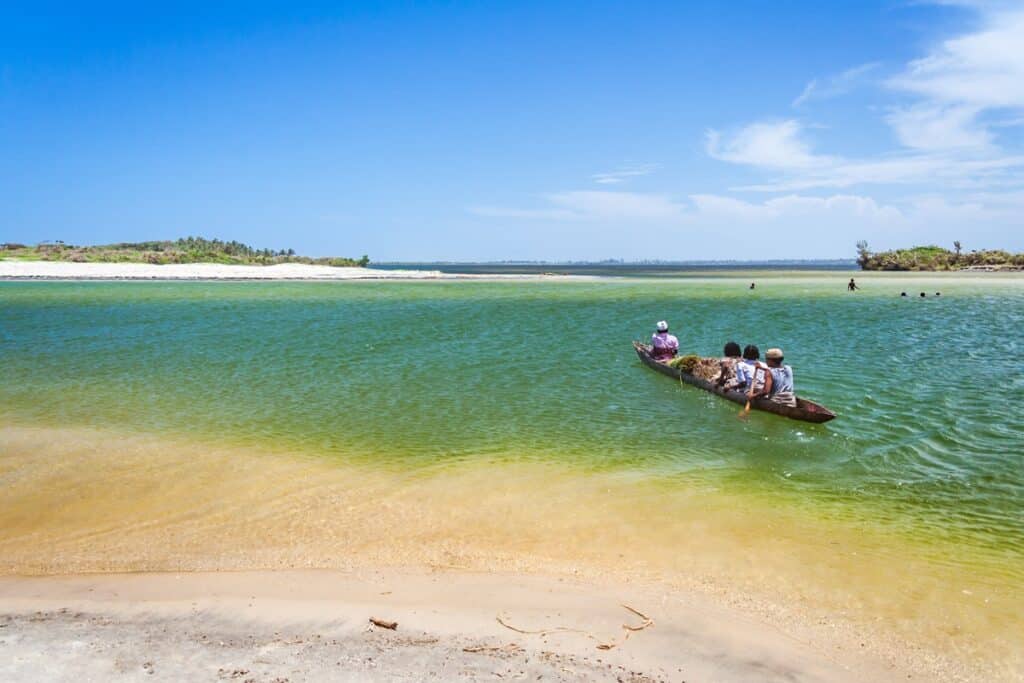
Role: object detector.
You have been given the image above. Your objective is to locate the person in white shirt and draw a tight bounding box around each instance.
[739,344,772,399]
[650,320,679,361]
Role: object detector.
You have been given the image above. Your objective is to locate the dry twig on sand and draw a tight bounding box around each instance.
[463,643,523,654]
[369,617,398,630]
[496,604,654,650]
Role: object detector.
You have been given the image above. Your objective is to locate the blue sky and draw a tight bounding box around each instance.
[2,1,1023,260]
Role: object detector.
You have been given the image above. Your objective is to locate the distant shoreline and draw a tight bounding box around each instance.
[0,261,576,281]
[3,259,1022,281]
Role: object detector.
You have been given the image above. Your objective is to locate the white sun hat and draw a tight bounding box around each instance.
[656,320,669,332]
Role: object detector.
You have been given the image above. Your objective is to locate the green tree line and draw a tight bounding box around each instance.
[0,237,369,268]
[855,241,1024,271]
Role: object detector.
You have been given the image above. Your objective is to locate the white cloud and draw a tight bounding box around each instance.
[468,186,1024,256]
[885,104,992,150]
[708,4,1024,197]
[705,120,831,170]
[466,205,578,220]
[471,190,906,226]
[792,62,880,107]
[887,9,1024,110]
[883,5,1024,151]
[732,153,1024,192]
[547,191,684,219]
[468,191,685,222]
[690,193,904,223]
[705,118,1024,190]
[686,190,1024,253]
[591,164,659,184]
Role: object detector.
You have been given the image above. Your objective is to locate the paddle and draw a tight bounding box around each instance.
[739,398,751,420]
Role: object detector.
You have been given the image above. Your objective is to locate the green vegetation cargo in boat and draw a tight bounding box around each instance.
[633,342,836,423]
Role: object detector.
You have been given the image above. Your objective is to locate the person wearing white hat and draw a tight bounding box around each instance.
[650,320,679,361]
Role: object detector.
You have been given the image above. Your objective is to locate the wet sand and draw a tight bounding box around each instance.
[0,569,908,683]
[1,425,1019,682]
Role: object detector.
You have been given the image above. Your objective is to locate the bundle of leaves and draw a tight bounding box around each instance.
[690,358,723,381]
[668,354,701,373]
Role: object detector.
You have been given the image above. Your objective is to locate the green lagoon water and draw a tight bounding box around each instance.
[2,273,1023,578]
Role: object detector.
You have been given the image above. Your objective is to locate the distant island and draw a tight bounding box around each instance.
[0,237,369,268]
[856,241,1024,271]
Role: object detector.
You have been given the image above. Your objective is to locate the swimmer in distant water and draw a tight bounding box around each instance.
[901,292,907,297]
[920,292,926,298]
[749,282,756,290]
[935,292,941,296]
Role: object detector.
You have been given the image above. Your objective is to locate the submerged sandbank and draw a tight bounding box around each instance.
[1,424,1019,681]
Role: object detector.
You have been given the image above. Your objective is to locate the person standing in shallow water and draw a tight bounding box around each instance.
[650,320,679,362]
[848,278,859,291]
[749,282,756,290]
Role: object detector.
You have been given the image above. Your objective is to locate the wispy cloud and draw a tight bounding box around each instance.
[705,115,1024,192]
[469,191,686,222]
[886,9,1024,109]
[708,4,1024,194]
[705,120,832,170]
[689,193,904,223]
[883,5,1024,149]
[885,103,992,151]
[472,2,1024,252]
[466,205,578,220]
[472,189,908,225]
[591,164,659,184]
[792,62,881,107]
[468,185,1024,256]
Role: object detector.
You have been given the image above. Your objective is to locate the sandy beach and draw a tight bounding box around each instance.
[3,423,1018,682]
[0,569,916,683]
[0,261,565,280]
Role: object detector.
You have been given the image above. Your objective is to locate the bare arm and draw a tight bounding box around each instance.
[748,366,772,399]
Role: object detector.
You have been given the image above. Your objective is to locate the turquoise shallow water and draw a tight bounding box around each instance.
[1,275,1022,572]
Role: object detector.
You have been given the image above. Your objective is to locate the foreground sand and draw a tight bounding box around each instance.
[2,424,1018,682]
[0,569,913,683]
[0,261,565,280]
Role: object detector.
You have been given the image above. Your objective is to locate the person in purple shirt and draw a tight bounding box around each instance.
[650,320,679,361]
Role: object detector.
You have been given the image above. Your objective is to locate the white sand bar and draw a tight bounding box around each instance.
[0,260,560,280]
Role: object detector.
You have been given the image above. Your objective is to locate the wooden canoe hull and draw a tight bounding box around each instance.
[633,342,836,423]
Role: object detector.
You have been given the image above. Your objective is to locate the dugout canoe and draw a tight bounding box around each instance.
[633,341,836,423]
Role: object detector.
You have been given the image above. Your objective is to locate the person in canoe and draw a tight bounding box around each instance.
[765,347,796,406]
[716,341,744,390]
[650,320,679,361]
[739,344,772,399]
